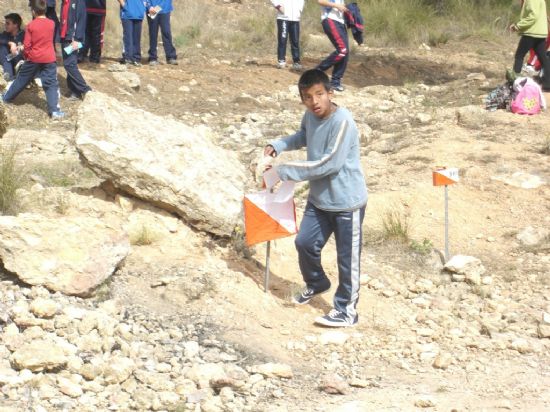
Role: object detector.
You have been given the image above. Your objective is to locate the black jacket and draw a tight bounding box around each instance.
[0,30,25,47]
[60,0,87,42]
[344,3,364,45]
[86,0,106,14]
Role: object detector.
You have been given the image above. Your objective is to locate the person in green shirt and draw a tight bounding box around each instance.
[510,0,550,90]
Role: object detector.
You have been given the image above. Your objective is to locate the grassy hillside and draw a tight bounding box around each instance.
[0,0,525,56]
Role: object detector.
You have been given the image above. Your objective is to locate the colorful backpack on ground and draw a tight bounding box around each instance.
[485,83,513,111]
[510,77,543,115]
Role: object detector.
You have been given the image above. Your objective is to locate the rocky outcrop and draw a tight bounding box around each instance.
[75,92,246,237]
[0,214,129,296]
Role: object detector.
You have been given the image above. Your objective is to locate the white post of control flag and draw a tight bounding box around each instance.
[444,185,449,261]
[264,241,271,292]
[433,167,459,263]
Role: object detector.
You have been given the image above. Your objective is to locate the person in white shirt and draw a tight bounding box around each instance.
[271,0,304,70]
[316,0,349,91]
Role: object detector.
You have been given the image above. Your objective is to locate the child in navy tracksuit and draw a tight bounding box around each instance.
[60,0,91,99]
[0,13,25,81]
[264,69,368,328]
[118,0,146,65]
[79,0,106,63]
[145,0,177,65]
[270,0,304,70]
[316,0,349,92]
[3,0,63,118]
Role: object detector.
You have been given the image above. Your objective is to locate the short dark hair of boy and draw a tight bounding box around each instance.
[31,0,47,15]
[4,13,22,30]
[298,69,332,97]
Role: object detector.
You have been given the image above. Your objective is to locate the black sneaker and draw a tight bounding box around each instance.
[332,84,345,92]
[314,309,357,327]
[292,285,330,305]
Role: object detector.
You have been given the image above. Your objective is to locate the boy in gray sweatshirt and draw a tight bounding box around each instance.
[264,69,368,327]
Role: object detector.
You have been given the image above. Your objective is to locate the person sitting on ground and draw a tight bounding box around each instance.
[2,0,64,119]
[118,0,146,66]
[0,13,25,82]
[78,0,107,64]
[264,69,368,328]
[270,0,304,70]
[145,0,178,66]
[59,0,92,100]
[510,0,550,91]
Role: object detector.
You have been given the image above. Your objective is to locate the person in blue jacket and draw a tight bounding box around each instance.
[264,69,368,328]
[79,0,106,63]
[145,0,177,65]
[60,0,92,99]
[118,0,146,66]
[0,13,25,81]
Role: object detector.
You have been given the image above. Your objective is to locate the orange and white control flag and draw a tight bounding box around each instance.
[433,167,459,186]
[244,169,298,246]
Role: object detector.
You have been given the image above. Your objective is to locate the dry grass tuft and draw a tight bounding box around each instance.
[0,143,26,216]
[381,205,411,242]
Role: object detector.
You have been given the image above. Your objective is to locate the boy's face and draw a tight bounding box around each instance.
[300,83,334,119]
[4,19,17,34]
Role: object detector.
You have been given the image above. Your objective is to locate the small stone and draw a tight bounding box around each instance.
[349,378,369,388]
[415,113,432,124]
[219,386,235,403]
[250,363,292,379]
[433,353,453,369]
[509,338,531,353]
[416,328,435,337]
[537,323,550,339]
[320,374,348,395]
[412,297,431,308]
[57,376,83,398]
[108,63,128,72]
[516,226,550,247]
[10,340,68,372]
[184,341,200,358]
[415,395,436,407]
[319,331,349,345]
[103,357,135,384]
[444,255,485,285]
[146,84,158,96]
[29,298,58,318]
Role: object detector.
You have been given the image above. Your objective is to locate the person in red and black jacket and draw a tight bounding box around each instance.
[59,0,91,99]
[78,0,106,63]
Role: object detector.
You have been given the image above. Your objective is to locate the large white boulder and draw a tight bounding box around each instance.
[75,92,246,237]
[0,214,129,296]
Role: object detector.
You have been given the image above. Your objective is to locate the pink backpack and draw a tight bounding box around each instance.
[511,77,542,115]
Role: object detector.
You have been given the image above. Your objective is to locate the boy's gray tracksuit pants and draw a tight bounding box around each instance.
[295,201,366,322]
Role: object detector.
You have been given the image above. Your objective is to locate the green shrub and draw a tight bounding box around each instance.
[409,238,433,255]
